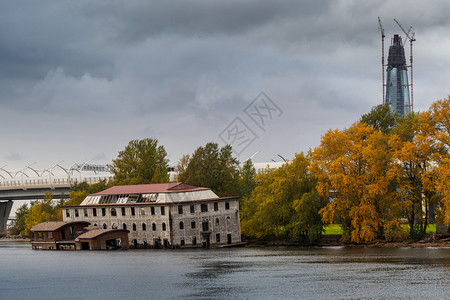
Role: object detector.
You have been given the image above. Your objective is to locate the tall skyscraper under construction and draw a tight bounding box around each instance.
[385,34,411,116]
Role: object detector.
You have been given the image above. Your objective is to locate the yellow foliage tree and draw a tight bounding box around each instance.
[311,122,399,243]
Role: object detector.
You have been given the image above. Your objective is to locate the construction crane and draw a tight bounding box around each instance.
[394,18,416,112]
[378,17,385,105]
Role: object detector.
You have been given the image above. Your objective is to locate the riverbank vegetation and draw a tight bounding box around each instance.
[10,97,450,244]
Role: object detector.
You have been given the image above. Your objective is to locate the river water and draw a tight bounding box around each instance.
[1,241,450,299]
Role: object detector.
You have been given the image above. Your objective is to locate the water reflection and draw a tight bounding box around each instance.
[2,243,450,299]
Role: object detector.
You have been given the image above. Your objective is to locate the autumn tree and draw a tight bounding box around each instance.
[389,112,438,238]
[20,192,61,237]
[424,97,450,229]
[311,122,401,243]
[177,143,241,197]
[110,138,169,185]
[241,153,325,242]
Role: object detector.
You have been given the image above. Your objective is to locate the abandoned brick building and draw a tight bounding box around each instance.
[62,182,241,248]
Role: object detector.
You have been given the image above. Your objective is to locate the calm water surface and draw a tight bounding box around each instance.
[1,241,450,299]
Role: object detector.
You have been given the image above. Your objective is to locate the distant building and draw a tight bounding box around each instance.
[385,34,411,116]
[62,183,241,248]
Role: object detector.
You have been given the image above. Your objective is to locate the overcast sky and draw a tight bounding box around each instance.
[1,0,449,173]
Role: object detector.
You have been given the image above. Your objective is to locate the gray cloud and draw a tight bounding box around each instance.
[1,0,450,170]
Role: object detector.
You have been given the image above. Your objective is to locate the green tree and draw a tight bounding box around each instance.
[9,203,29,236]
[238,159,256,199]
[241,153,325,242]
[110,138,169,185]
[177,143,240,196]
[361,104,397,134]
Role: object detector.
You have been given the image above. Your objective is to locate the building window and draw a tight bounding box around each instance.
[132,223,137,231]
[201,204,208,212]
[180,239,185,246]
[74,209,79,217]
[93,208,97,217]
[216,233,220,243]
[65,209,70,218]
[103,224,107,229]
[142,223,147,231]
[152,223,156,231]
[225,202,230,210]
[216,218,220,225]
[179,221,184,230]
[191,221,196,229]
[162,222,166,231]
[111,208,117,216]
[48,232,53,239]
[178,205,183,214]
[84,208,88,217]
[192,237,197,245]
[131,207,135,216]
[151,206,155,215]
[123,223,127,230]
[112,223,117,229]
[161,206,165,215]
[214,202,218,211]
[140,207,145,215]
[202,220,209,232]
[190,205,195,214]
[121,207,126,216]
[226,216,231,224]
[102,208,106,216]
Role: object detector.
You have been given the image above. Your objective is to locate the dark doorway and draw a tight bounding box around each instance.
[163,239,169,248]
[202,220,209,232]
[81,242,90,250]
[227,234,232,244]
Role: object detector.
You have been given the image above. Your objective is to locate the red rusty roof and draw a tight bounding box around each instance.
[91,182,208,196]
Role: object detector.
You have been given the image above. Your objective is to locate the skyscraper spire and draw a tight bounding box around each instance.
[385,34,411,116]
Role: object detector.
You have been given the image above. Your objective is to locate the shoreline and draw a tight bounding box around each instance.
[3,236,450,248]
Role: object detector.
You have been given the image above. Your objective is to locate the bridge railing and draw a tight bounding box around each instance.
[0,176,113,190]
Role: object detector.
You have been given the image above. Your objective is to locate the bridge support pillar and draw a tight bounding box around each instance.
[0,200,13,237]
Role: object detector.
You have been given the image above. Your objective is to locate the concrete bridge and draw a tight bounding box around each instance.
[0,162,113,236]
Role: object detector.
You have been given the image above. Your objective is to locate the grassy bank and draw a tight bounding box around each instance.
[323,224,437,236]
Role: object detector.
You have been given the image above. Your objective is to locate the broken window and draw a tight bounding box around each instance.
[65,209,70,218]
[102,208,106,216]
[214,202,218,211]
[93,208,97,217]
[75,209,79,217]
[216,218,220,225]
[226,216,231,224]
[84,208,88,217]
[225,202,230,210]
[121,207,126,216]
[111,208,117,216]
